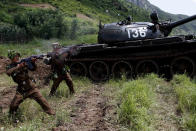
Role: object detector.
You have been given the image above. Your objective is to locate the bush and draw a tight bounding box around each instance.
[70,19,79,40]
[14,9,68,39]
[118,77,155,130]
[0,23,27,43]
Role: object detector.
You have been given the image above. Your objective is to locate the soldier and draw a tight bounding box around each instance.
[126,16,132,25]
[47,42,75,96]
[150,11,160,32]
[6,50,55,116]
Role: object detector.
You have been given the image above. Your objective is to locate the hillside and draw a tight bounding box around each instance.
[1,0,195,44]
[0,0,152,43]
[127,0,196,35]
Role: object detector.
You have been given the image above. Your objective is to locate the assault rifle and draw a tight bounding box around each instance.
[18,54,46,71]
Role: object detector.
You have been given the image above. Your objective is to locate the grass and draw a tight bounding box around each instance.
[1,71,196,130]
[104,74,189,130]
[0,39,52,57]
[0,33,98,58]
[103,74,162,130]
[0,76,93,130]
[171,74,196,130]
[0,74,16,88]
[117,74,158,130]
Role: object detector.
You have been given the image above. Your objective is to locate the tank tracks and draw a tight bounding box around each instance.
[68,36,196,81]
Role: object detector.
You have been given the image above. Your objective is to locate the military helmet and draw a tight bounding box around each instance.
[7,50,20,60]
[52,42,61,49]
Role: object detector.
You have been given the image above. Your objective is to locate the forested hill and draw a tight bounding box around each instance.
[0,0,195,43]
[0,0,150,43]
[128,0,196,34]
[0,0,150,24]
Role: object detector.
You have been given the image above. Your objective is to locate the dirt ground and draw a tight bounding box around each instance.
[0,56,181,130]
[76,13,94,22]
[53,85,122,131]
[0,57,121,130]
[153,84,180,131]
[0,56,9,75]
[19,3,56,10]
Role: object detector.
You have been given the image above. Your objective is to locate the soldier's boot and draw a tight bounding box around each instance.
[45,109,56,115]
[68,83,75,95]
[65,72,75,95]
[30,89,55,115]
[49,77,62,96]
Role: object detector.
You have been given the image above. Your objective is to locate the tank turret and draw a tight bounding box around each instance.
[98,13,196,44]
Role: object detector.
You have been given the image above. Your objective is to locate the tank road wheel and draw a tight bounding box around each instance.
[136,60,159,76]
[89,61,109,81]
[70,62,88,77]
[170,57,195,76]
[112,61,133,79]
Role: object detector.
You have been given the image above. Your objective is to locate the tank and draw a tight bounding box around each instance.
[98,13,196,44]
[66,13,196,81]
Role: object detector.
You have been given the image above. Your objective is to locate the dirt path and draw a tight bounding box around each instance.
[0,87,16,112]
[0,57,9,75]
[19,3,56,10]
[153,84,180,131]
[76,13,94,22]
[53,85,120,131]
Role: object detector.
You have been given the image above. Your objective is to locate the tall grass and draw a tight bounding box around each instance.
[171,74,196,130]
[110,74,160,130]
[103,74,166,130]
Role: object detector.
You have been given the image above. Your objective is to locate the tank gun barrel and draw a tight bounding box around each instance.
[169,15,196,28]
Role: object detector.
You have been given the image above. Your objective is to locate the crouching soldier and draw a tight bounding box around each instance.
[6,50,55,116]
[46,43,75,96]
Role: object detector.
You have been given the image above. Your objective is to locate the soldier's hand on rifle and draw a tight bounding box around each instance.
[17,62,25,68]
[31,57,37,62]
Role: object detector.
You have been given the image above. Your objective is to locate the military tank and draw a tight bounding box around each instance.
[68,13,196,81]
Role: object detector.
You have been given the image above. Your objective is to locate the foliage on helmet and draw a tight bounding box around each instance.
[7,50,20,60]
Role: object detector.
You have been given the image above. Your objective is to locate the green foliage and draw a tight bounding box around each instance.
[0,23,27,42]
[14,9,68,39]
[118,74,158,130]
[171,74,196,130]
[0,0,151,43]
[70,19,79,40]
[0,39,46,57]
[0,74,16,87]
[0,11,13,24]
[55,82,70,98]
[172,75,196,113]
[56,109,70,127]
[76,0,150,22]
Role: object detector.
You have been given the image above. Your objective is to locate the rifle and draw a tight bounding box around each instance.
[17,54,46,71]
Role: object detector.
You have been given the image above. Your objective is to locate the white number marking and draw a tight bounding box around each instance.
[127,27,147,38]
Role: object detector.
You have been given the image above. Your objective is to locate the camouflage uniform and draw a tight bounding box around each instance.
[6,51,55,116]
[49,63,75,96]
[48,42,75,96]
